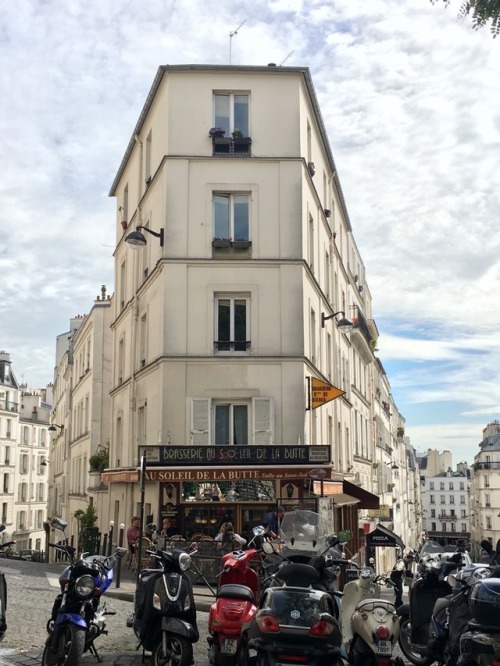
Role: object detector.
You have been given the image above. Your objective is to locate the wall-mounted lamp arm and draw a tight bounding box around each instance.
[125,225,164,248]
[48,423,64,432]
[321,310,353,333]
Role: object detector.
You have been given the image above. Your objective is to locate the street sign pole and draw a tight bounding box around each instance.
[136,456,147,581]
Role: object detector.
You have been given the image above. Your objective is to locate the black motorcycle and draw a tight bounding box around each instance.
[42,517,127,666]
[129,539,199,666]
[454,564,500,666]
[397,541,465,666]
[0,524,15,641]
[248,511,346,666]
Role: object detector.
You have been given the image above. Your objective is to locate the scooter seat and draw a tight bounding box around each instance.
[216,583,255,602]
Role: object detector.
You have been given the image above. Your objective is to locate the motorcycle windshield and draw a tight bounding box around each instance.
[280,510,328,554]
[419,540,444,557]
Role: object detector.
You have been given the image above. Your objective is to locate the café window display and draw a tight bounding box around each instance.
[181,480,275,502]
[179,480,277,540]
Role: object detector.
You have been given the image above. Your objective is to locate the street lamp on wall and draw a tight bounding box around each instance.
[125,225,164,248]
[48,424,64,432]
[321,310,353,333]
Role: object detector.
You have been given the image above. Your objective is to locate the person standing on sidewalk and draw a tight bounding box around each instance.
[390,551,414,608]
[126,516,141,556]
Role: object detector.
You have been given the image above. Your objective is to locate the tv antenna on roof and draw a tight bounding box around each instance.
[229,18,247,64]
[279,50,295,66]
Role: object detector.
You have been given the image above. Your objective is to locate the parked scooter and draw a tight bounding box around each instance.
[42,517,127,666]
[0,524,15,641]
[397,541,466,666]
[207,526,265,666]
[129,524,199,666]
[260,510,348,619]
[341,563,404,666]
[248,511,346,666]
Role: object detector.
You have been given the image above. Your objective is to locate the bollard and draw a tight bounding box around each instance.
[115,523,125,588]
[102,532,108,555]
[108,521,114,556]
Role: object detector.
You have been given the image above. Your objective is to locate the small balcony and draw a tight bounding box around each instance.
[214,341,251,352]
[212,136,252,156]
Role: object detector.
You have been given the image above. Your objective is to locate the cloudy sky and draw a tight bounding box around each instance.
[1,0,499,464]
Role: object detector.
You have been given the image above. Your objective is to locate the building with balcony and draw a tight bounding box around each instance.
[97,63,416,556]
[421,457,470,549]
[470,421,500,558]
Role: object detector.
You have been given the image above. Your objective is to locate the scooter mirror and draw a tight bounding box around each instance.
[115,547,128,558]
[253,525,265,536]
[145,523,157,535]
[0,524,5,533]
[262,541,275,554]
[50,517,68,532]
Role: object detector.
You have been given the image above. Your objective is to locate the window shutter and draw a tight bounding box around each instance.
[252,397,273,445]
[191,398,210,445]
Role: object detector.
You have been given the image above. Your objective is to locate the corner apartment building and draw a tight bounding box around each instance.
[101,64,391,551]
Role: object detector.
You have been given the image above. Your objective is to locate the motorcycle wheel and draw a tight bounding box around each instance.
[152,635,193,666]
[41,625,86,666]
[398,617,434,666]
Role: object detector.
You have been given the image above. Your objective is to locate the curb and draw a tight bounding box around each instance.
[106,587,214,612]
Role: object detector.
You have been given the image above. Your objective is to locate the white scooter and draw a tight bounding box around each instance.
[341,565,404,666]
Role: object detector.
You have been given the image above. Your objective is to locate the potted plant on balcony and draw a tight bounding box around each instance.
[209,127,226,138]
[89,448,109,472]
[232,128,252,154]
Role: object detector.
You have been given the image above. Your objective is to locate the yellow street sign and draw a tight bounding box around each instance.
[310,378,345,409]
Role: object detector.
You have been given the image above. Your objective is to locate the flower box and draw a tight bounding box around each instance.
[212,238,231,248]
[231,240,252,249]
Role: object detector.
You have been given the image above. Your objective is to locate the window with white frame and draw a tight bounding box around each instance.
[191,397,273,445]
[215,295,249,352]
[214,403,249,445]
[213,193,249,241]
[214,93,249,136]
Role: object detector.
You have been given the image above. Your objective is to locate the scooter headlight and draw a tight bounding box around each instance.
[360,567,374,580]
[178,552,191,571]
[74,574,96,599]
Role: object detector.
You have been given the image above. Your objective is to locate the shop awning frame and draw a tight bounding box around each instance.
[343,480,380,509]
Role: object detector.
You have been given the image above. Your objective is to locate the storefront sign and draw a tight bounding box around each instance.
[138,445,330,466]
[310,378,345,409]
[368,504,391,519]
[144,466,332,482]
[101,470,139,482]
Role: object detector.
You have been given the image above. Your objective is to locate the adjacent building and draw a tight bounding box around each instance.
[0,352,51,551]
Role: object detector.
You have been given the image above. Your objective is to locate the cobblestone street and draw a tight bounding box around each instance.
[0,558,211,666]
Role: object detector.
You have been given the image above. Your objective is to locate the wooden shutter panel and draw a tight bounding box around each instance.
[191,398,210,445]
[252,397,273,445]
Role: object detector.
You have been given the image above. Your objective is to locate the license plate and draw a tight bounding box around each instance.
[221,638,238,655]
[375,640,392,655]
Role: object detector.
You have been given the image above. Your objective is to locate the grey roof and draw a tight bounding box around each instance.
[479,434,500,451]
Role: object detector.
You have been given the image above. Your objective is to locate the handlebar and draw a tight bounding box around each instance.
[0,541,16,549]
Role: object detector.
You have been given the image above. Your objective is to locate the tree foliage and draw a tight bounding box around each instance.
[431,0,500,36]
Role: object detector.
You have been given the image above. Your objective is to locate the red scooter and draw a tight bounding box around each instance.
[207,528,264,666]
